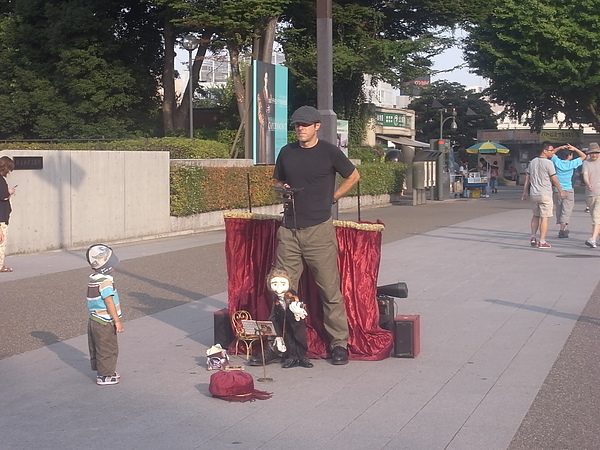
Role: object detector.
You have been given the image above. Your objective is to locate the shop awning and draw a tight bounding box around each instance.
[378,135,430,148]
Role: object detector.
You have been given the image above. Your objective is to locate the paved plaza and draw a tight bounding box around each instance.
[1,186,599,449]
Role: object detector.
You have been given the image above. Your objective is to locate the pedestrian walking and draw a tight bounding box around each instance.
[521,142,566,248]
[551,144,586,238]
[0,156,16,273]
[582,142,600,248]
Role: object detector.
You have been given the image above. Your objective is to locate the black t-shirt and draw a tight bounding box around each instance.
[273,139,356,228]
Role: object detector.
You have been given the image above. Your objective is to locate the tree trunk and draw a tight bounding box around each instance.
[259,16,277,62]
[252,16,278,63]
[173,30,212,131]
[588,103,600,133]
[227,42,246,121]
[162,20,176,134]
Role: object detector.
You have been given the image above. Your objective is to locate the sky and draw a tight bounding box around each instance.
[175,37,489,92]
[431,45,487,88]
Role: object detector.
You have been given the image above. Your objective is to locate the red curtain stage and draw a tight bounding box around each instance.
[224,213,393,361]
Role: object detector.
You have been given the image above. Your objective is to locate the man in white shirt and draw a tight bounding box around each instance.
[581,142,600,248]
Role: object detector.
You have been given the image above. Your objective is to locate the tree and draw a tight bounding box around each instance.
[464,0,600,132]
[279,0,488,146]
[167,0,290,128]
[408,81,498,151]
[0,0,163,139]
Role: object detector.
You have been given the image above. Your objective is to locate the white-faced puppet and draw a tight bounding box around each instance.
[266,268,313,369]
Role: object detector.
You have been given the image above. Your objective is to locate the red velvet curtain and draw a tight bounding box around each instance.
[224,213,393,361]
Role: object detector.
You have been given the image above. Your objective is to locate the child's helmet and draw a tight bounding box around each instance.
[86,244,119,274]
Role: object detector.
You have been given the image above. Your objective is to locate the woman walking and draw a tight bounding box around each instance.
[0,156,16,272]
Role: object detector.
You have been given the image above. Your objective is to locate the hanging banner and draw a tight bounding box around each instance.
[251,61,288,165]
[337,120,349,156]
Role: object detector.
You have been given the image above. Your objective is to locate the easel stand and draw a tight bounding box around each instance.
[256,327,273,382]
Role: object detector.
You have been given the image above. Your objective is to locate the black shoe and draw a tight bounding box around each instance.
[298,357,314,368]
[331,346,349,365]
[282,357,299,369]
[248,348,281,366]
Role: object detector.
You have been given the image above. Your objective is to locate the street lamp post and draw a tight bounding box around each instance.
[182,34,199,139]
[439,107,457,143]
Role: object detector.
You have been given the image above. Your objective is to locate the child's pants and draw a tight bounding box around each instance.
[88,319,119,377]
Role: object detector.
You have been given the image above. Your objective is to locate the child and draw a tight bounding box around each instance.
[85,244,123,385]
[267,268,312,369]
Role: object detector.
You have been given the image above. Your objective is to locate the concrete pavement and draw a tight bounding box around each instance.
[1,186,599,449]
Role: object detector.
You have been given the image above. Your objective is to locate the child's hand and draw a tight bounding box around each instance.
[115,321,124,333]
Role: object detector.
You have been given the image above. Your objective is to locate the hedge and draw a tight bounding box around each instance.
[0,137,406,216]
[170,162,407,216]
[0,137,229,159]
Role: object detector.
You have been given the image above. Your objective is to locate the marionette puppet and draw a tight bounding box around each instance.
[267,268,313,369]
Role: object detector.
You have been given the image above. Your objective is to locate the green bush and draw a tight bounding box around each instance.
[348,145,386,163]
[351,162,406,195]
[0,137,230,159]
[169,162,407,216]
[170,165,278,216]
[0,137,406,215]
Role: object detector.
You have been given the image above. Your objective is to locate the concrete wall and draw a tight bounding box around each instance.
[4,150,170,254]
[2,151,388,256]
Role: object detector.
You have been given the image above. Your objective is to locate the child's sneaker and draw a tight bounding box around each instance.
[537,241,551,249]
[585,239,597,248]
[97,374,120,385]
[530,237,538,247]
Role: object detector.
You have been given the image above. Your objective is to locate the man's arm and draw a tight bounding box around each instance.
[334,169,360,200]
[583,170,593,191]
[569,144,587,161]
[521,173,531,200]
[550,174,567,198]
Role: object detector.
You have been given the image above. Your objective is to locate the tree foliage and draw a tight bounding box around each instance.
[0,0,163,139]
[279,0,487,146]
[0,0,491,140]
[408,81,498,151]
[170,0,290,120]
[464,0,600,132]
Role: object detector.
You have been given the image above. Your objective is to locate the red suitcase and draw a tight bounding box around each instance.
[393,315,420,358]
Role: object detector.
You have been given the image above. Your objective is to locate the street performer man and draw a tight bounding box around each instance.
[271,105,359,365]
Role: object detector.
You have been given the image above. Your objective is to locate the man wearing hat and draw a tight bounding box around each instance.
[582,142,600,248]
[272,105,360,365]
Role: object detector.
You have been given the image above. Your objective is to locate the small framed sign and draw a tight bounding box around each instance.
[13,156,43,170]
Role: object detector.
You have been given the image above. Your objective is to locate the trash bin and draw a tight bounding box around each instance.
[412,151,440,190]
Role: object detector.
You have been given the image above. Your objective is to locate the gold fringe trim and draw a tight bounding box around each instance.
[223,212,280,220]
[223,212,385,232]
[332,220,385,232]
